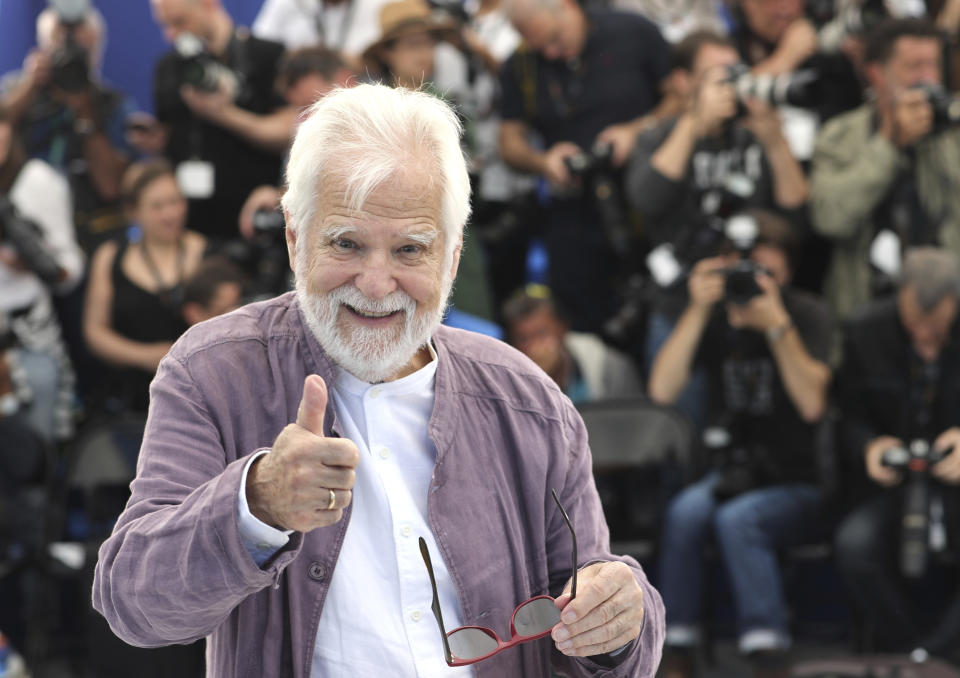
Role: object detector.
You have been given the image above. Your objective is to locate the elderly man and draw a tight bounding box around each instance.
[92,84,663,677]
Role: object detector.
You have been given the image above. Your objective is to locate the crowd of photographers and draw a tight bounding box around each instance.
[3,0,960,675]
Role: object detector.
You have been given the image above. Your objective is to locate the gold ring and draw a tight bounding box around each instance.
[326,488,336,511]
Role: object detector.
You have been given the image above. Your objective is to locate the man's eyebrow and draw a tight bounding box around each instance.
[402,230,438,246]
[319,224,359,240]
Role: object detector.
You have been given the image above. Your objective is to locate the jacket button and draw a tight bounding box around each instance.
[308,562,326,580]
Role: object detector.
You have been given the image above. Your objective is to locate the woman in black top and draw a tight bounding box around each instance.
[83,158,206,412]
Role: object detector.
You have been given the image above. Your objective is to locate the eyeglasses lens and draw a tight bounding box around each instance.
[513,598,561,637]
[448,627,499,660]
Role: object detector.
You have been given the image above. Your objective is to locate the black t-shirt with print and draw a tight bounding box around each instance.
[696,287,833,484]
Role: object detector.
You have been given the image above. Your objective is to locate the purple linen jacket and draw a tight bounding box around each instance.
[92,292,665,677]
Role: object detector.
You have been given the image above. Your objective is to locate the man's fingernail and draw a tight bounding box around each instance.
[553,627,569,642]
[562,610,577,623]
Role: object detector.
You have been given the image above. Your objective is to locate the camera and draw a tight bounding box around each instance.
[881,439,952,579]
[563,142,634,263]
[912,83,960,133]
[723,64,821,111]
[173,33,239,96]
[564,142,614,178]
[720,213,765,305]
[0,197,62,286]
[722,259,765,305]
[48,0,92,93]
[251,208,285,234]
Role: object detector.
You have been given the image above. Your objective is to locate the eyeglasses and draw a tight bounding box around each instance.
[418,488,577,666]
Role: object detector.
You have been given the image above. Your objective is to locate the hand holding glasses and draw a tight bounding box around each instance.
[418,488,577,666]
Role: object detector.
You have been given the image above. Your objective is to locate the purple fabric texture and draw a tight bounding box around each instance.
[92,291,664,677]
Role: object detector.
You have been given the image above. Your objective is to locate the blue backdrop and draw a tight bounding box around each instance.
[0,0,265,114]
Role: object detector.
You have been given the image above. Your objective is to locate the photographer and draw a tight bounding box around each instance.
[649,210,833,678]
[0,107,81,444]
[497,0,674,333]
[150,0,287,241]
[834,247,960,657]
[0,1,137,250]
[627,30,808,424]
[810,18,960,321]
[730,0,862,137]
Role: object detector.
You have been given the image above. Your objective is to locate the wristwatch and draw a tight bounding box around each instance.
[766,321,794,343]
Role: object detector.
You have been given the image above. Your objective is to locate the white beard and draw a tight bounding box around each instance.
[295,250,452,383]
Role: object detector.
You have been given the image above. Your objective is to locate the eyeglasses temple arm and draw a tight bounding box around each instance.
[552,488,577,600]
[419,537,454,664]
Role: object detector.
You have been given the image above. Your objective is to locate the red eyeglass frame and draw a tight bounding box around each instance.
[418,489,578,667]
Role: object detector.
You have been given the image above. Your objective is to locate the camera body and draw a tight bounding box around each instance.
[723,63,820,112]
[722,259,765,305]
[0,197,62,286]
[912,83,960,133]
[173,33,239,95]
[881,439,952,579]
[563,142,634,263]
[251,208,285,234]
[48,0,92,93]
[564,142,614,178]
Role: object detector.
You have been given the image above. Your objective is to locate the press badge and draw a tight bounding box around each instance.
[177,160,215,199]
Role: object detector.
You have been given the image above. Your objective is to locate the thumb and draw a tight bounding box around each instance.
[296,374,328,436]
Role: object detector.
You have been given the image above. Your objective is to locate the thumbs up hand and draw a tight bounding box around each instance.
[246,375,360,532]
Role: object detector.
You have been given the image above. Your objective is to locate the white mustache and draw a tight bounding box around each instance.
[328,285,415,316]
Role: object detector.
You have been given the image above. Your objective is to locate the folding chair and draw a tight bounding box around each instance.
[578,397,698,563]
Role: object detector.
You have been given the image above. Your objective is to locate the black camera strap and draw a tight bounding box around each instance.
[906,351,940,442]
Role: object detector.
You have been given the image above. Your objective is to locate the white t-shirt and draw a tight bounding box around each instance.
[1,159,83,312]
[252,0,391,58]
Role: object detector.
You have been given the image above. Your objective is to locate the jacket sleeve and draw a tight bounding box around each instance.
[91,352,304,647]
[809,116,901,241]
[625,123,687,245]
[550,399,665,678]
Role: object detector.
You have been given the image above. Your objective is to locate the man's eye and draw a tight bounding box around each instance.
[398,244,424,256]
[331,238,357,251]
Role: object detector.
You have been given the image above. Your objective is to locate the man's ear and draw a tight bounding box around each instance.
[284,209,297,271]
[449,233,463,281]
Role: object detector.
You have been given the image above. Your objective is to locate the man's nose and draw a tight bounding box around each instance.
[354,253,399,299]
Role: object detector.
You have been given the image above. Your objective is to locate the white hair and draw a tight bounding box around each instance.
[281,83,471,264]
[37,7,107,70]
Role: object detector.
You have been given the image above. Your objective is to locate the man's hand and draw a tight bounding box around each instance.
[865,435,904,486]
[246,375,360,532]
[690,66,737,137]
[542,141,582,188]
[726,273,790,333]
[239,185,282,239]
[882,87,934,148]
[688,256,728,312]
[596,122,639,167]
[22,49,52,92]
[551,561,644,657]
[741,98,784,147]
[770,19,818,74]
[931,428,960,484]
[180,84,232,122]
